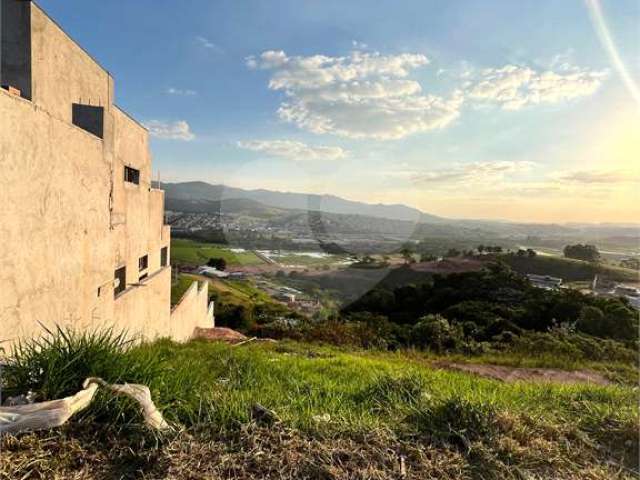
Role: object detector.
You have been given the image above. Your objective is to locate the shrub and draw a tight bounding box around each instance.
[410,315,463,352]
[506,330,636,363]
[214,302,255,331]
[207,257,227,271]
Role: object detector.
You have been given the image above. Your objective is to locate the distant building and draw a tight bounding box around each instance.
[591,276,640,310]
[614,285,640,310]
[0,1,212,351]
[614,285,640,298]
[526,274,562,290]
[196,267,230,279]
[275,293,296,304]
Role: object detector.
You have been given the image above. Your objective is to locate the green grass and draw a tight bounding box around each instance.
[170,273,197,306]
[427,350,638,385]
[6,335,637,435]
[501,253,638,282]
[170,239,265,267]
[3,331,638,478]
[200,277,278,309]
[269,253,347,267]
[224,279,272,301]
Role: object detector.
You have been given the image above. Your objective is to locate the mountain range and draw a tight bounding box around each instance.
[158,181,639,248]
[159,181,443,223]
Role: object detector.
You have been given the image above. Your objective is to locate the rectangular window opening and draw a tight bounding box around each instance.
[138,254,148,272]
[124,166,140,185]
[160,247,168,267]
[1,1,32,100]
[72,103,104,138]
[114,266,126,297]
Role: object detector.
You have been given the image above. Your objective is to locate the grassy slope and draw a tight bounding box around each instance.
[170,239,265,267]
[2,339,637,479]
[501,254,638,282]
[140,340,636,432]
[192,275,290,319]
[268,253,347,267]
[170,273,197,306]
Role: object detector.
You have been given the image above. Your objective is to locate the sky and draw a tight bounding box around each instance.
[37,0,640,223]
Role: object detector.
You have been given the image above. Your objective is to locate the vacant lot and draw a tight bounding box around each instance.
[170,239,265,267]
[1,338,637,479]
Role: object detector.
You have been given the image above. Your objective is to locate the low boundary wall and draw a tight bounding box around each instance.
[170,280,214,341]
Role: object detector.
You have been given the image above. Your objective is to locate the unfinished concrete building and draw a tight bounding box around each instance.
[0,0,213,351]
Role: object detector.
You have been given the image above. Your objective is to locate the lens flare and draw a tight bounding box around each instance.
[585,0,640,107]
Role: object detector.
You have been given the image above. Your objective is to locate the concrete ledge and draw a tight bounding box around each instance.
[170,280,213,341]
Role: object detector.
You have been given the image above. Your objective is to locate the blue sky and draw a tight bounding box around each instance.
[37,0,639,222]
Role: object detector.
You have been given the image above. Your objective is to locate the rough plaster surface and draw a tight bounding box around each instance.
[0,3,210,352]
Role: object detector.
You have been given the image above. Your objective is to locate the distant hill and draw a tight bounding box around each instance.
[158,181,640,251]
[499,254,638,283]
[165,197,287,218]
[159,181,442,223]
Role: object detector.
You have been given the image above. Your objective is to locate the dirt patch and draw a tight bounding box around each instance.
[193,327,248,343]
[435,361,612,386]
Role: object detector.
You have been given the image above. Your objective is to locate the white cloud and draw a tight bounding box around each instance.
[167,87,197,96]
[247,49,462,140]
[412,161,535,184]
[196,36,223,54]
[237,139,347,161]
[552,169,636,184]
[352,40,368,50]
[248,48,607,139]
[468,64,608,110]
[145,120,195,141]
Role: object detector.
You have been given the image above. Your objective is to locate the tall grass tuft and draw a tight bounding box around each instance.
[1,326,164,426]
[408,396,501,450]
[354,372,426,411]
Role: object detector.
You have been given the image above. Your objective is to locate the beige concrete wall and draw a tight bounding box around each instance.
[30,4,113,123]
[170,281,214,341]
[0,4,210,352]
[0,88,113,345]
[113,267,172,341]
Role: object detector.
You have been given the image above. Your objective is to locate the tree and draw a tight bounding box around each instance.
[477,245,485,253]
[526,248,537,258]
[215,302,254,331]
[575,306,605,337]
[420,253,437,262]
[411,314,462,352]
[400,245,414,264]
[563,244,600,263]
[445,248,460,258]
[207,257,227,270]
[575,302,638,341]
[516,249,527,257]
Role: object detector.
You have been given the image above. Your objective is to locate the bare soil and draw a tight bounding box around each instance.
[192,327,248,343]
[435,361,612,386]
